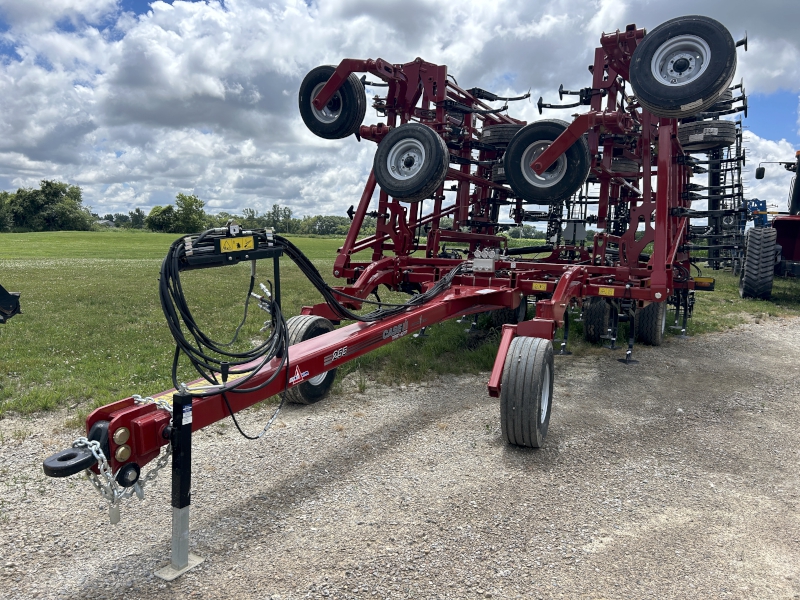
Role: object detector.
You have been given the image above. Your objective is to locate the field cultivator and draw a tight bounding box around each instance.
[43,15,746,578]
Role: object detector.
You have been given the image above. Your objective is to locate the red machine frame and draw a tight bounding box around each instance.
[75,22,704,477]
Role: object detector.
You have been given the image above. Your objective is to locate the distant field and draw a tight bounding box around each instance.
[1,230,798,417]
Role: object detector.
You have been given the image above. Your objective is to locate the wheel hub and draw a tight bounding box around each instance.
[650,34,710,87]
[387,138,426,180]
[521,140,567,188]
[311,82,343,123]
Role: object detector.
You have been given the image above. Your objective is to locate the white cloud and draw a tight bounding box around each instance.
[0,0,798,217]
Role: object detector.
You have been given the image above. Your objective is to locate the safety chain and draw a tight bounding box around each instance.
[72,395,174,524]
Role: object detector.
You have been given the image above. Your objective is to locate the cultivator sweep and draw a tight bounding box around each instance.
[43,15,747,577]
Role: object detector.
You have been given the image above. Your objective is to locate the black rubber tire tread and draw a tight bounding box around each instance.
[611,158,640,176]
[739,227,777,299]
[500,336,553,448]
[489,296,527,328]
[285,315,337,405]
[503,119,591,204]
[678,120,736,152]
[298,65,366,140]
[481,124,523,146]
[711,89,733,111]
[630,16,737,118]
[635,301,666,346]
[373,123,449,202]
[582,297,609,344]
[491,163,507,183]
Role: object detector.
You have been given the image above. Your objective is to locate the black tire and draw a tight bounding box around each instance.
[500,337,553,448]
[489,296,527,328]
[739,228,777,299]
[711,89,733,111]
[299,65,366,140]
[630,16,737,118]
[635,302,666,346]
[481,124,523,146]
[491,163,507,184]
[678,120,736,152]
[503,119,590,204]
[373,123,449,202]
[582,297,609,344]
[285,315,337,404]
[611,157,640,177]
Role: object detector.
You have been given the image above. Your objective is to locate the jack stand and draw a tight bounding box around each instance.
[602,304,620,350]
[617,309,639,365]
[557,312,572,356]
[155,391,204,581]
[413,326,429,339]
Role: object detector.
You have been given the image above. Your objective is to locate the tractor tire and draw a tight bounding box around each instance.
[481,123,523,147]
[299,65,366,140]
[582,297,609,344]
[629,15,737,119]
[678,120,736,152]
[635,301,666,346]
[489,296,528,328]
[500,336,553,448]
[285,315,337,405]
[373,122,449,202]
[739,228,777,299]
[503,119,590,204]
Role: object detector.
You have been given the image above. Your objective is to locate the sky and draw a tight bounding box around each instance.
[0,0,798,219]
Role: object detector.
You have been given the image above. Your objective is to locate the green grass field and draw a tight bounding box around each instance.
[1,230,799,418]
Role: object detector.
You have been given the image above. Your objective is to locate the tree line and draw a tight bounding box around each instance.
[0,180,551,239]
[0,181,367,236]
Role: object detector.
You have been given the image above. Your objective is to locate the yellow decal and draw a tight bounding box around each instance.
[598,287,615,297]
[220,236,255,253]
[532,282,548,291]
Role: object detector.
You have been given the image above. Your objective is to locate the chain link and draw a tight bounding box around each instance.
[72,395,174,523]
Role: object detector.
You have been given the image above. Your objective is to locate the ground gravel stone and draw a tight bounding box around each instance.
[1,318,800,598]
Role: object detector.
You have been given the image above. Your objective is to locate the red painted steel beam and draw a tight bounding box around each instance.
[87,284,521,475]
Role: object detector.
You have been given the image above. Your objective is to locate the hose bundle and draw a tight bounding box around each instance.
[158,228,466,400]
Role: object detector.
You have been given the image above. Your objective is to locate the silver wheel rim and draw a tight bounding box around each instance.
[386,137,426,181]
[660,304,666,334]
[650,34,711,88]
[310,82,342,124]
[308,372,327,386]
[521,140,567,188]
[540,364,551,423]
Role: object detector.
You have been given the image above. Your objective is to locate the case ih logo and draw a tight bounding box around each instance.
[289,365,309,385]
[382,320,408,341]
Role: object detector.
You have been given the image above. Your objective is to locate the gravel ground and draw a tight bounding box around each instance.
[2,317,800,600]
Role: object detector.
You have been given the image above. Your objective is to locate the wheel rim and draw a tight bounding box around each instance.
[650,34,711,88]
[520,140,567,188]
[310,82,342,124]
[386,137,426,181]
[660,304,666,335]
[307,372,327,386]
[540,363,551,423]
